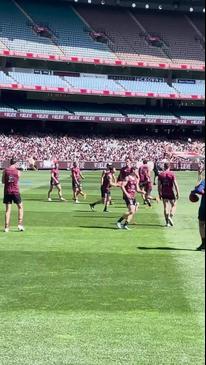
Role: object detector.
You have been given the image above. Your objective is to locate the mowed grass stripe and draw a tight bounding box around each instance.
[0,172,204,365]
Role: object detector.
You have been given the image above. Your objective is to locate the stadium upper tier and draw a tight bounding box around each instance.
[0,71,205,99]
[0,0,205,69]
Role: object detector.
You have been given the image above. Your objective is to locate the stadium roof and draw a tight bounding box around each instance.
[45,0,206,12]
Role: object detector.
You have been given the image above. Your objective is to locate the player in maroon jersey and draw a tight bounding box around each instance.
[139,160,153,206]
[90,164,116,212]
[117,158,134,183]
[116,168,142,230]
[48,162,66,202]
[2,158,24,233]
[158,162,180,227]
[71,162,86,204]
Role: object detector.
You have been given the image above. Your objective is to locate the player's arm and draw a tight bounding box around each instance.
[80,172,85,180]
[117,170,122,182]
[147,167,151,178]
[2,170,5,184]
[121,178,130,199]
[174,178,180,200]
[109,175,117,187]
[192,180,205,195]
[112,172,117,185]
[136,185,145,195]
[101,171,105,185]
[158,178,163,199]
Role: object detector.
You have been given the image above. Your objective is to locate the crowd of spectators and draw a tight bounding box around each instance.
[0,133,204,163]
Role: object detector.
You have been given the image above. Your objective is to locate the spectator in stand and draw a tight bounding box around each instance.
[0,133,204,164]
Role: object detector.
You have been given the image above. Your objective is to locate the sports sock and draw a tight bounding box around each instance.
[118,217,124,223]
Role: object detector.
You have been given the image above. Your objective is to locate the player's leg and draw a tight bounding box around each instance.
[123,205,136,230]
[168,200,177,226]
[78,185,87,200]
[57,184,66,201]
[197,202,205,251]
[163,200,170,226]
[17,203,24,231]
[48,184,53,201]
[145,184,153,207]
[90,188,104,211]
[103,192,110,212]
[197,221,205,251]
[117,203,136,230]
[73,187,78,202]
[5,204,12,232]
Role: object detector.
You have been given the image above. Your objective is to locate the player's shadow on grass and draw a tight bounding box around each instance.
[132,223,164,228]
[79,225,117,230]
[138,247,197,252]
[75,215,118,219]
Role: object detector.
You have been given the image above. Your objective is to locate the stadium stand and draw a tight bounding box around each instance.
[0,102,15,112]
[8,71,68,88]
[0,100,204,122]
[176,108,205,120]
[0,133,204,163]
[118,79,174,94]
[133,12,205,65]
[0,71,13,84]
[189,14,205,37]
[76,7,168,64]
[17,0,117,60]
[76,6,205,66]
[64,76,123,92]
[0,0,62,56]
[0,71,204,97]
[0,0,204,68]
[173,81,205,96]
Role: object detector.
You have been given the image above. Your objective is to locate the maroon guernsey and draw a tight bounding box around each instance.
[4,167,20,195]
[118,166,133,182]
[51,168,60,185]
[71,167,81,182]
[139,165,150,184]
[125,176,138,199]
[159,170,176,200]
[102,171,112,193]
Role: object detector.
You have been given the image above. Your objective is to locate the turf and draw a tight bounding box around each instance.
[0,171,205,365]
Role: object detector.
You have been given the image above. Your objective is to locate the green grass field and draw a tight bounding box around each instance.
[0,171,205,365]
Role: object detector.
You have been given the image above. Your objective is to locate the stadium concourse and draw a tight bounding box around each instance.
[0,0,205,364]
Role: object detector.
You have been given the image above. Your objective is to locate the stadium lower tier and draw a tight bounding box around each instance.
[0,102,204,126]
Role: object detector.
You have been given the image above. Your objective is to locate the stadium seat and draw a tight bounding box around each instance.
[8,72,68,88]
[0,71,13,84]
[118,80,175,94]
[0,0,62,56]
[173,81,205,96]
[18,0,117,60]
[76,6,205,66]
